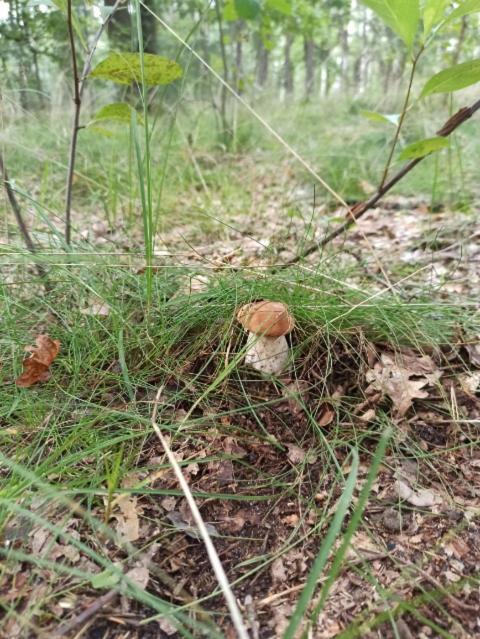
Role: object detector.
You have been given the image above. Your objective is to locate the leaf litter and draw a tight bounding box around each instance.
[4,190,480,638]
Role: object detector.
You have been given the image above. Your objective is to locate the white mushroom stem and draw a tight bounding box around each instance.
[244,332,290,375]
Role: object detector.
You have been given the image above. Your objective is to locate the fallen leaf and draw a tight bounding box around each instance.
[395,479,442,508]
[166,511,220,539]
[80,301,110,317]
[465,338,480,367]
[218,512,246,533]
[126,564,150,589]
[359,408,376,422]
[16,334,61,387]
[458,371,480,396]
[318,406,335,427]
[114,496,140,542]
[271,557,287,583]
[286,443,306,464]
[366,351,441,417]
[157,618,178,636]
[161,496,177,512]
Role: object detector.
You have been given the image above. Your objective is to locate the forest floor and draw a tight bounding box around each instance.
[1,156,480,639]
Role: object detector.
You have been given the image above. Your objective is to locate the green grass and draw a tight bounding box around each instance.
[1,242,479,635]
[2,46,480,635]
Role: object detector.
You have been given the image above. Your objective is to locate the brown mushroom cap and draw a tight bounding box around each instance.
[237,301,294,337]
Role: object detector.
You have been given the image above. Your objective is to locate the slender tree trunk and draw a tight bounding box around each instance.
[304,37,315,99]
[234,21,244,93]
[31,49,45,108]
[255,32,269,88]
[214,0,231,145]
[283,33,294,98]
[340,26,349,93]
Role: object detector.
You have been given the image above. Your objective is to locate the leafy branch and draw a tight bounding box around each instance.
[289,97,480,265]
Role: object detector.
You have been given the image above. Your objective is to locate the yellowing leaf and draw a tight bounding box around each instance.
[91,52,182,86]
[91,102,143,125]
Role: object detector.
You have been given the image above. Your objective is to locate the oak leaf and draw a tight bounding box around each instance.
[16,334,61,387]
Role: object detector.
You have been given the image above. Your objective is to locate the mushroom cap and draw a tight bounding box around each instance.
[237,301,294,337]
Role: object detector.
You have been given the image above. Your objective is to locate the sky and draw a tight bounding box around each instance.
[0,1,8,21]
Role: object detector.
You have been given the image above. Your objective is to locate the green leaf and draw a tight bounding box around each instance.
[361,0,420,49]
[445,0,480,25]
[234,0,261,19]
[361,110,400,126]
[421,58,480,96]
[87,126,115,138]
[399,136,449,160]
[266,0,292,15]
[91,102,143,125]
[91,570,120,589]
[423,0,449,36]
[223,0,239,20]
[90,52,182,86]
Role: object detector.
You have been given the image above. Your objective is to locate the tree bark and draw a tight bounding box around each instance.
[283,33,294,97]
[255,32,269,88]
[304,37,315,99]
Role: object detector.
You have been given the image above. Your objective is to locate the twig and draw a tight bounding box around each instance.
[64,0,124,244]
[151,386,250,639]
[289,98,480,265]
[379,49,423,189]
[0,152,50,287]
[53,590,117,637]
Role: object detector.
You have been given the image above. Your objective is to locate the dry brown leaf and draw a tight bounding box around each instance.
[395,479,442,508]
[114,496,140,542]
[318,406,335,427]
[366,351,441,417]
[271,557,287,584]
[286,443,306,464]
[16,334,60,387]
[80,301,110,317]
[465,339,480,367]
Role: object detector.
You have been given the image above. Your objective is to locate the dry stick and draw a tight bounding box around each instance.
[64,0,124,244]
[151,387,250,639]
[0,152,50,287]
[289,98,480,265]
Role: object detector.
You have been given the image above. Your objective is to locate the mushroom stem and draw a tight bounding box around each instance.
[244,332,289,375]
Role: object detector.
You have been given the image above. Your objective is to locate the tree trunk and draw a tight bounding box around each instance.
[283,33,294,98]
[234,21,244,93]
[340,26,349,93]
[255,33,269,88]
[304,37,315,99]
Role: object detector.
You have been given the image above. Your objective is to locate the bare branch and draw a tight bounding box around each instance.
[0,152,50,287]
[64,0,124,244]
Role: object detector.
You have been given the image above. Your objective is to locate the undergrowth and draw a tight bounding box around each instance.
[1,245,479,636]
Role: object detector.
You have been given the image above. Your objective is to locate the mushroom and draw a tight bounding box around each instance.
[237,301,294,375]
